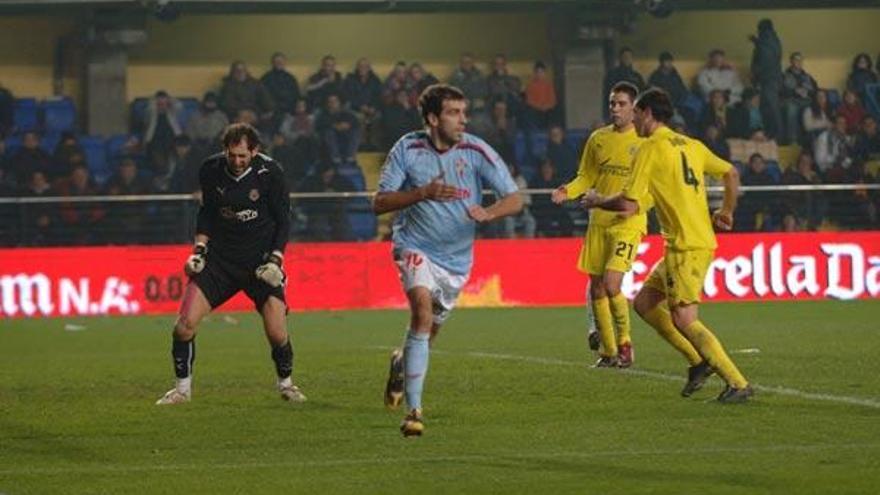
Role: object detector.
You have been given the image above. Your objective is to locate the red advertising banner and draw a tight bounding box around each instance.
[1,232,878,318]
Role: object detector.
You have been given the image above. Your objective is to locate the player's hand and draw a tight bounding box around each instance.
[580,189,601,209]
[467,204,494,223]
[712,209,734,231]
[551,186,568,205]
[255,252,286,288]
[420,176,461,202]
[184,243,208,276]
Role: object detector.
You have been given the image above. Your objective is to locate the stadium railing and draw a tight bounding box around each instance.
[0,184,877,246]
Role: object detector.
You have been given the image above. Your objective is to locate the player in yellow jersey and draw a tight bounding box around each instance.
[582,88,753,403]
[552,81,645,368]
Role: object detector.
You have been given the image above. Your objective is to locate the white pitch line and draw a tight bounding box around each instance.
[380,347,880,410]
[3,443,880,477]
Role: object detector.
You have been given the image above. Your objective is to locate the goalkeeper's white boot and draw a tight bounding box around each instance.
[279,382,307,403]
[156,388,190,405]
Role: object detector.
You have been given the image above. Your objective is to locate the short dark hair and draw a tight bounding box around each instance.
[619,46,633,57]
[611,81,639,102]
[709,49,725,58]
[634,88,675,123]
[659,51,674,63]
[222,123,262,151]
[418,84,466,125]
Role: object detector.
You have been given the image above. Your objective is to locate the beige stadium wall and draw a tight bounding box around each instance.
[621,8,880,92]
[0,17,79,98]
[126,13,552,100]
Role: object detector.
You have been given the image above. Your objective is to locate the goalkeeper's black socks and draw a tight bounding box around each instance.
[172,336,195,379]
[271,338,294,379]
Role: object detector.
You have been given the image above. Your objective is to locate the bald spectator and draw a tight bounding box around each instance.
[450,53,488,107]
[306,55,344,111]
[260,52,301,117]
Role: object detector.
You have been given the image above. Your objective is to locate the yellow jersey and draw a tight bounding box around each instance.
[564,125,646,233]
[622,126,732,251]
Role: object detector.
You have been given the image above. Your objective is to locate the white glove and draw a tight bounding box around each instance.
[255,251,286,288]
[184,243,208,276]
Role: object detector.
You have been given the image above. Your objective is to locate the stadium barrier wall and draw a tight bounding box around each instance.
[1,231,879,318]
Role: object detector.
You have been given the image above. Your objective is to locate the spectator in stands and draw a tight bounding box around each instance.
[802,89,833,143]
[547,124,578,179]
[21,170,56,245]
[0,83,12,137]
[0,139,9,183]
[105,156,152,196]
[278,98,319,167]
[782,52,818,145]
[315,93,360,166]
[260,52,301,119]
[530,159,572,237]
[220,61,274,126]
[0,158,17,197]
[9,131,51,187]
[298,163,354,241]
[185,91,228,154]
[383,61,409,102]
[697,49,744,104]
[700,89,729,137]
[57,163,105,245]
[853,115,880,163]
[602,47,644,119]
[406,63,439,107]
[523,61,557,131]
[487,54,523,117]
[703,124,731,161]
[382,89,421,150]
[50,132,85,181]
[737,153,779,231]
[814,115,854,176]
[649,52,689,108]
[343,58,383,150]
[306,55,344,111]
[104,157,153,243]
[837,90,867,135]
[750,19,783,140]
[450,52,488,107]
[728,88,764,139]
[502,161,536,239]
[168,135,202,194]
[471,98,517,164]
[269,132,310,193]
[144,90,183,168]
[781,151,823,230]
[846,53,878,103]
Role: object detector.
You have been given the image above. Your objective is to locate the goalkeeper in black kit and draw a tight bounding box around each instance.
[156,123,306,405]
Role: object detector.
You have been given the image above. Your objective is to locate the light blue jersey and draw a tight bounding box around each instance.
[379,131,519,275]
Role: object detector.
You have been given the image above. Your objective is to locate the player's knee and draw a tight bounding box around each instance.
[603,278,623,297]
[174,315,198,340]
[633,291,656,317]
[670,309,695,331]
[589,279,607,299]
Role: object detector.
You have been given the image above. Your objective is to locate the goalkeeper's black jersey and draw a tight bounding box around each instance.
[196,153,290,267]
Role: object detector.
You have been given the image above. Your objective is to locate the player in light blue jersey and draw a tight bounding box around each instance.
[373,84,523,437]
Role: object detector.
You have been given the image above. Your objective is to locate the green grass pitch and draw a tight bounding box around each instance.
[2,300,879,494]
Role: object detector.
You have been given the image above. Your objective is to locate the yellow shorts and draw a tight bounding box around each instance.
[578,225,643,275]
[643,249,714,305]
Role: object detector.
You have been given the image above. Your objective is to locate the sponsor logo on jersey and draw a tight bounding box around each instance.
[249,188,260,201]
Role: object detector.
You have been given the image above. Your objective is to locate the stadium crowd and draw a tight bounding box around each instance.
[0,18,878,246]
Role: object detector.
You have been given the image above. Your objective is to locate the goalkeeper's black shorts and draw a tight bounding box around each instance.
[191,253,286,311]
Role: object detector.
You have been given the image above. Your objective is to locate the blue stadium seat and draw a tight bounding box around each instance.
[40,132,61,153]
[337,164,366,192]
[825,89,841,111]
[864,83,880,119]
[13,98,38,132]
[346,197,377,241]
[42,97,76,133]
[129,98,149,134]
[178,97,200,128]
[765,160,782,183]
[565,128,588,150]
[4,134,23,155]
[78,135,110,184]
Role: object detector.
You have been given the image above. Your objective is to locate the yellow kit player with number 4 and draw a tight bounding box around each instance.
[582,87,753,403]
[552,81,645,368]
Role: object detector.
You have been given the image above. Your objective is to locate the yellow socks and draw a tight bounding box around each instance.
[641,306,702,366]
[592,297,617,357]
[680,321,748,389]
[609,293,631,346]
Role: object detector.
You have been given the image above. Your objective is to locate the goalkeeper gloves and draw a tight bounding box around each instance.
[184,242,208,276]
[255,251,286,288]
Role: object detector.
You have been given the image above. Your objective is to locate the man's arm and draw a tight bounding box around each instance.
[581,191,639,217]
[467,192,523,223]
[373,178,461,215]
[712,166,739,230]
[267,164,291,256]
